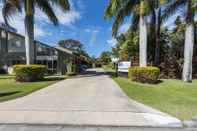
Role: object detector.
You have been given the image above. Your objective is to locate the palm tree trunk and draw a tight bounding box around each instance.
[139,16,147,67]
[182,24,194,82]
[25,14,35,65]
[154,8,161,66]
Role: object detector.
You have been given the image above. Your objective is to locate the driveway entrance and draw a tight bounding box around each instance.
[0,68,182,129]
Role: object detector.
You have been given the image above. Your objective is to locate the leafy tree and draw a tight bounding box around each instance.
[114,29,139,61]
[148,0,169,66]
[58,39,84,53]
[169,16,185,59]
[163,0,197,82]
[2,0,70,64]
[99,51,111,65]
[105,0,171,67]
[105,0,150,67]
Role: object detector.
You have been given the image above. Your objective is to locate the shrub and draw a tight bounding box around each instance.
[159,56,183,79]
[129,66,160,84]
[13,64,46,82]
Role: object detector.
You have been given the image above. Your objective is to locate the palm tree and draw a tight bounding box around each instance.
[138,0,148,67]
[163,0,196,82]
[149,0,168,66]
[2,0,70,65]
[105,0,150,67]
[105,0,142,65]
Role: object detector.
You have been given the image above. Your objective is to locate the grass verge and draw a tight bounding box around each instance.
[103,67,197,120]
[114,77,197,120]
[0,75,66,102]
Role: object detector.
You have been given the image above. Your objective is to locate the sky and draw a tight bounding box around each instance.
[0,0,131,57]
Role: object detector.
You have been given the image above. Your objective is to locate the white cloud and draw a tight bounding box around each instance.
[56,10,81,26]
[107,22,130,36]
[107,38,117,47]
[119,22,130,34]
[89,30,99,47]
[85,28,91,32]
[0,12,46,38]
[0,1,82,38]
[92,30,99,33]
[53,0,82,26]
[84,27,101,47]
[35,26,48,37]
[85,28,99,33]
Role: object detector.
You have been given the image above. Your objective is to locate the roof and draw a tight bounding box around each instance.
[55,46,73,55]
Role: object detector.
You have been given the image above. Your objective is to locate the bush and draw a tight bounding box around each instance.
[129,66,160,84]
[159,56,183,79]
[13,64,46,82]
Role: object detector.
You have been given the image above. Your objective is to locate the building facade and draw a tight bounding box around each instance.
[0,27,74,75]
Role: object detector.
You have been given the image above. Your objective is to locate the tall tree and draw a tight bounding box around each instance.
[113,29,139,61]
[105,0,151,67]
[138,0,148,67]
[58,39,89,58]
[105,0,168,67]
[149,0,168,66]
[99,51,112,65]
[58,39,83,53]
[2,0,70,64]
[163,0,197,82]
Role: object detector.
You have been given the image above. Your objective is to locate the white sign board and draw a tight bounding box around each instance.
[118,61,131,73]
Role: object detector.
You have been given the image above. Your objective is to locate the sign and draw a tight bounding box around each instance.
[118,61,131,73]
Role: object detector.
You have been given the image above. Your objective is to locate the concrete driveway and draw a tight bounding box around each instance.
[0,68,182,128]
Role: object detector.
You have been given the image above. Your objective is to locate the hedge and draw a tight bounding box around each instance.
[129,66,160,84]
[13,64,46,82]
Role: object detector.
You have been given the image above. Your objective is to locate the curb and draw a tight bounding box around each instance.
[183,120,197,128]
[0,124,195,131]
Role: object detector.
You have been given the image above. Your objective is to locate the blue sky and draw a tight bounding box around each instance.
[0,0,127,57]
[0,0,181,57]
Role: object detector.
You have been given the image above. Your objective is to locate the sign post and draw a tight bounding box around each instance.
[115,62,118,77]
[111,58,119,77]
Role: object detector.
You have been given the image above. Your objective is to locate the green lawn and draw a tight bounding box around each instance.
[0,75,66,102]
[102,66,197,120]
[114,77,197,120]
[103,65,115,73]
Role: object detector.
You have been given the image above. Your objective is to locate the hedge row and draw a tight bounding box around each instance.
[129,66,160,84]
[13,65,46,82]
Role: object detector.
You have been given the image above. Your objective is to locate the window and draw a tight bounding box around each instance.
[8,33,25,53]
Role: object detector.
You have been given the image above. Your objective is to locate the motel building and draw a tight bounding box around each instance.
[0,25,81,75]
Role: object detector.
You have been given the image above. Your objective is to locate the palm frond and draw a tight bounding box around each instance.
[111,0,139,36]
[35,0,58,25]
[130,11,140,31]
[104,0,122,19]
[49,0,70,11]
[2,0,22,25]
[112,11,124,36]
[162,0,186,23]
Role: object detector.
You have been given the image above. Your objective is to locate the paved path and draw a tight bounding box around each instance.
[0,68,182,129]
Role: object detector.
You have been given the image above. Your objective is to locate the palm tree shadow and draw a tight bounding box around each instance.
[0,91,20,97]
[41,76,66,82]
